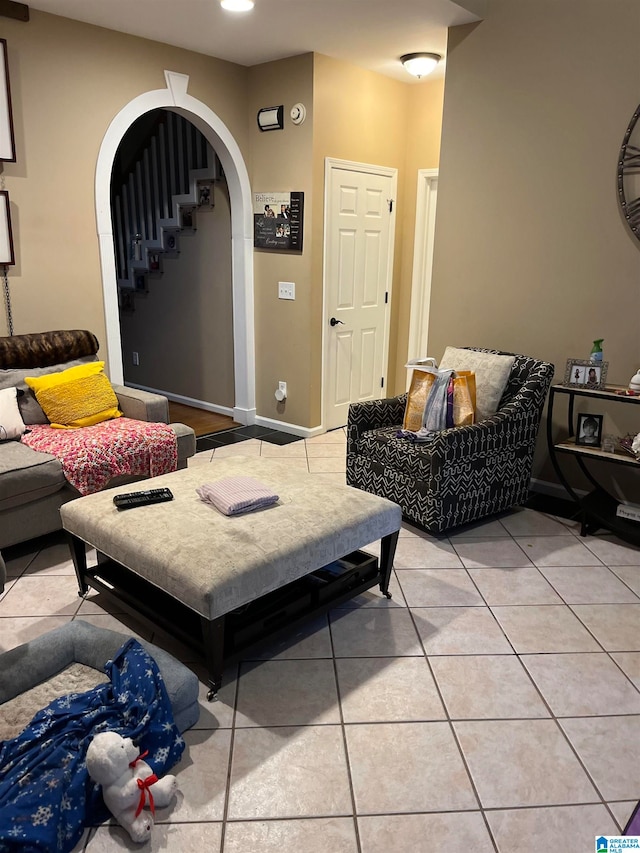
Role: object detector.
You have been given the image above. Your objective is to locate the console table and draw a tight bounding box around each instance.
[547,384,640,545]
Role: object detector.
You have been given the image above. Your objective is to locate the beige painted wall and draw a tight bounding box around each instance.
[1,11,248,359]
[1,14,446,431]
[119,180,234,406]
[431,0,640,486]
[393,80,445,391]
[312,55,445,424]
[248,54,315,427]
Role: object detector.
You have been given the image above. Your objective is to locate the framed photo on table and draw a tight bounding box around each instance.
[0,39,16,163]
[563,358,608,390]
[575,412,603,447]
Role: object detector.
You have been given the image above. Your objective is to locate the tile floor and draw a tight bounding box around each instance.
[1,427,640,852]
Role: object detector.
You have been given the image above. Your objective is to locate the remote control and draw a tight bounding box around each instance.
[113,488,174,510]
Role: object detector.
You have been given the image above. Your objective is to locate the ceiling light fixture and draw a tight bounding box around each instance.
[400,52,441,79]
[220,0,254,11]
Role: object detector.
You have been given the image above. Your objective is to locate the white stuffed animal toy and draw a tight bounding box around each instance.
[86,731,179,844]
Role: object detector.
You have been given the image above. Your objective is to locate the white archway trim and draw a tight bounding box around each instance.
[406,168,438,383]
[95,70,256,423]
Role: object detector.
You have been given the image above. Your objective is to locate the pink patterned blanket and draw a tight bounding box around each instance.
[21,418,178,496]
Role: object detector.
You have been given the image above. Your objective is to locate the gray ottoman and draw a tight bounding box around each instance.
[62,456,402,697]
[0,620,199,735]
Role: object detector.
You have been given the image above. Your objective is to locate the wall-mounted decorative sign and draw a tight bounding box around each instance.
[0,39,16,163]
[253,191,303,252]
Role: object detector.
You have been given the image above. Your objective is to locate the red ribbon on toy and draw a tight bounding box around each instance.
[135,774,158,818]
[129,749,149,768]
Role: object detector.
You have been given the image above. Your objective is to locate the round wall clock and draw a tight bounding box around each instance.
[617,102,640,243]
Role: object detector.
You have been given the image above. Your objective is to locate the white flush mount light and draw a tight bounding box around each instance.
[220,0,254,11]
[400,52,442,79]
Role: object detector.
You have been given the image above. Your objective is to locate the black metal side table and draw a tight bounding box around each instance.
[546,383,640,545]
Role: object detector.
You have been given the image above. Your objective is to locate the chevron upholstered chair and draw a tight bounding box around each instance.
[346,348,554,534]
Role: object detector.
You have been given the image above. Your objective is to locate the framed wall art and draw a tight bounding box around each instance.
[253,191,304,252]
[0,190,15,265]
[563,358,608,390]
[0,39,16,163]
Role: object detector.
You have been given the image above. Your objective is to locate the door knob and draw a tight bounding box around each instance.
[330,317,344,326]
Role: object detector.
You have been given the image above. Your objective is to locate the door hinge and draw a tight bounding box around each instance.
[388,199,394,213]
[385,292,388,304]
[381,377,384,388]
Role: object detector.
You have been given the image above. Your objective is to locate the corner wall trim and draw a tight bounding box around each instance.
[233,407,256,425]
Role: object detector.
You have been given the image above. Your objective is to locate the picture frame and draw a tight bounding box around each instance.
[197,179,214,209]
[253,191,304,252]
[0,39,16,163]
[563,358,608,390]
[180,206,195,229]
[0,190,15,265]
[575,412,604,447]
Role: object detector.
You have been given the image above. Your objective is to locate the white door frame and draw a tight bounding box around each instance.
[322,157,397,429]
[94,70,256,424]
[407,168,438,378]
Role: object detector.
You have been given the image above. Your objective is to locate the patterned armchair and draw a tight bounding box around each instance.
[347,348,554,533]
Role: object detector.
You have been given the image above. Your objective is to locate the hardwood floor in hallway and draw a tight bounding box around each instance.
[168,402,239,437]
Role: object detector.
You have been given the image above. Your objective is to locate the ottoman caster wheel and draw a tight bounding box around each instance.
[384,591,392,600]
[207,688,218,702]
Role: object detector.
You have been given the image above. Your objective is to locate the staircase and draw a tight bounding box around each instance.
[111,110,219,308]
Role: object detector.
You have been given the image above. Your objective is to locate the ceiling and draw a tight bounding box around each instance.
[25,0,484,82]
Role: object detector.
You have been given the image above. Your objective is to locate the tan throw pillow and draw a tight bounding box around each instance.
[438,347,515,422]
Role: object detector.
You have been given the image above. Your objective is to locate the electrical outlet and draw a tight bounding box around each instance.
[132,351,139,366]
[278,281,295,300]
[278,381,287,397]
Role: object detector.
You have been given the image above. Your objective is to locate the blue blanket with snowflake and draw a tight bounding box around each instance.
[0,638,185,852]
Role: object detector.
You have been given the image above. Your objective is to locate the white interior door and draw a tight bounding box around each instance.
[406,169,438,385]
[323,159,397,431]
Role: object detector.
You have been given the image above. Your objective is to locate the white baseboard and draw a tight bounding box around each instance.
[530,477,587,499]
[126,383,235,419]
[254,415,325,439]
[125,383,327,438]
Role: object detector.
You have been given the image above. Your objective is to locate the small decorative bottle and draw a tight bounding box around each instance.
[629,369,640,393]
[590,339,604,364]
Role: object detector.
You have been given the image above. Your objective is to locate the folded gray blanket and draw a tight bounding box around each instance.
[196,476,279,516]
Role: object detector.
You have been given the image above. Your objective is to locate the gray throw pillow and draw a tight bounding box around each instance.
[438,347,515,422]
[0,356,99,424]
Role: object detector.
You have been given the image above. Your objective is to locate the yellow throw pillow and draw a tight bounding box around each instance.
[25,361,105,394]
[25,365,122,429]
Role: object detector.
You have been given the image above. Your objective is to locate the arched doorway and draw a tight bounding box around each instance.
[94,70,256,424]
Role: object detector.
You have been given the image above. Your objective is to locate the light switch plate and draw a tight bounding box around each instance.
[278,281,295,300]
